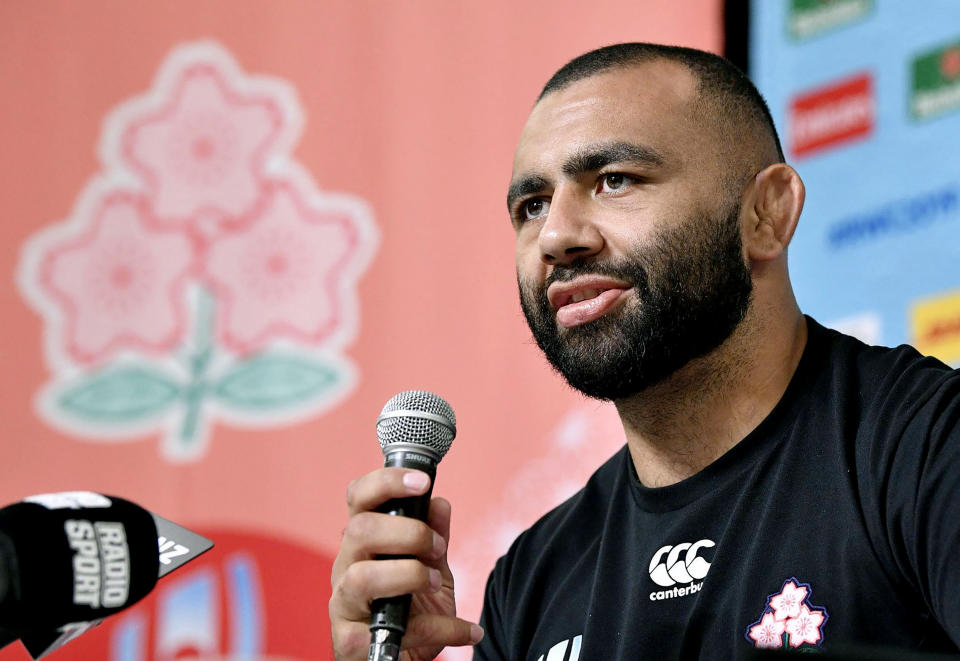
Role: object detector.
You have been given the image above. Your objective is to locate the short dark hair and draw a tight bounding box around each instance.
[538,43,784,163]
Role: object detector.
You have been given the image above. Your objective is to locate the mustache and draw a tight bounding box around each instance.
[542,257,650,292]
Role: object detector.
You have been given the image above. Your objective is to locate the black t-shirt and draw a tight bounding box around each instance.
[474,318,960,660]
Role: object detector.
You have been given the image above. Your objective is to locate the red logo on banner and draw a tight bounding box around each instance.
[942,48,960,80]
[789,73,874,158]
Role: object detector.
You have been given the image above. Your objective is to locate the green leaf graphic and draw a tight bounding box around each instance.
[58,368,181,422]
[214,355,338,410]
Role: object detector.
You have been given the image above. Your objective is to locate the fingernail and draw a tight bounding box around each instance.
[403,471,430,491]
[470,624,485,644]
[428,568,441,591]
[432,533,446,558]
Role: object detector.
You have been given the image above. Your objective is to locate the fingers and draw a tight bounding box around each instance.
[424,497,456,583]
[427,497,452,545]
[346,467,431,516]
[403,614,485,649]
[335,468,446,584]
[333,558,441,621]
[336,510,445,572]
[332,468,471,661]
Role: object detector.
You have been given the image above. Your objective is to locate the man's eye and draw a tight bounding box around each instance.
[521,198,549,220]
[598,173,630,193]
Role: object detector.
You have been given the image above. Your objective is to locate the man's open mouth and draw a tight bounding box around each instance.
[547,279,633,329]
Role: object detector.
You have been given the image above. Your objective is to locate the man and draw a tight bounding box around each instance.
[330,43,960,659]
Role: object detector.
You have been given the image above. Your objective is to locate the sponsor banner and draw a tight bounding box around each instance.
[789,72,874,159]
[825,183,959,250]
[753,2,960,348]
[911,39,960,120]
[910,288,960,364]
[788,0,873,41]
[824,312,882,345]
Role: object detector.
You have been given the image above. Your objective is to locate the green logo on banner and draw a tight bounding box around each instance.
[788,0,873,41]
[911,40,960,120]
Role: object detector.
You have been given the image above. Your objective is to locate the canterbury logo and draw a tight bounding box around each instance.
[648,539,714,587]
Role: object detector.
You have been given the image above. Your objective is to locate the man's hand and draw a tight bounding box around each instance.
[330,467,483,660]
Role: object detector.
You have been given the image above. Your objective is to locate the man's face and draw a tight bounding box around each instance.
[508,62,753,400]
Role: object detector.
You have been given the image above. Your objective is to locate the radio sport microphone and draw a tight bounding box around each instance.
[368,390,457,661]
[0,491,213,659]
[0,492,158,631]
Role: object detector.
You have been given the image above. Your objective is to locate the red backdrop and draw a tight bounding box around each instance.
[0,2,720,658]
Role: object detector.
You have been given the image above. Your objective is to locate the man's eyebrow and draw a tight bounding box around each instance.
[562,142,665,177]
[506,174,550,210]
[506,143,665,210]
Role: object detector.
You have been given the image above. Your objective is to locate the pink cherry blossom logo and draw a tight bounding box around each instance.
[121,62,283,226]
[18,41,377,461]
[745,578,829,650]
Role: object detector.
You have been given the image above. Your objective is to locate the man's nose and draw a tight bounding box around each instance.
[538,185,603,266]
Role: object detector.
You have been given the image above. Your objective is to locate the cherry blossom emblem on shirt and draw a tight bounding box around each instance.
[18,41,377,461]
[745,577,829,650]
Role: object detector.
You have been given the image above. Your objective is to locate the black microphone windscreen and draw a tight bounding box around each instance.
[0,493,159,631]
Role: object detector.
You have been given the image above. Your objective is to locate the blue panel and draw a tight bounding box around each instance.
[750,0,960,356]
[110,613,146,661]
[226,552,264,656]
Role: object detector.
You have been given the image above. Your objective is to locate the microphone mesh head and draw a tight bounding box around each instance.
[376,390,456,461]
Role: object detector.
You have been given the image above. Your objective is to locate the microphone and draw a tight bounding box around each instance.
[368,390,457,661]
[0,491,213,659]
[0,492,159,632]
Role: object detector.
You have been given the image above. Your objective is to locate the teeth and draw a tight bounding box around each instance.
[571,288,601,303]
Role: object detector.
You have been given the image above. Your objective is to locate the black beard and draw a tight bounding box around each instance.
[518,203,753,400]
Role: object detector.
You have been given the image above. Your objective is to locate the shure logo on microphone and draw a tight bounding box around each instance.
[648,538,714,601]
[65,519,130,608]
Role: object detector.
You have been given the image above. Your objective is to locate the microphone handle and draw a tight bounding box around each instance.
[368,450,438,661]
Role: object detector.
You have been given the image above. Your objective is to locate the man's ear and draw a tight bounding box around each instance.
[742,163,805,262]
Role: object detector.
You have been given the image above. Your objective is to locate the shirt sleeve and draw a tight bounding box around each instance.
[472,558,510,660]
[859,351,960,646]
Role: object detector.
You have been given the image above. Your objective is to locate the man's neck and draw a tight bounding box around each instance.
[615,309,808,488]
